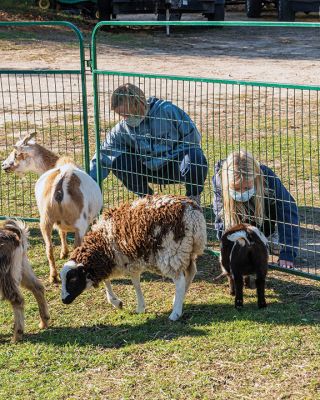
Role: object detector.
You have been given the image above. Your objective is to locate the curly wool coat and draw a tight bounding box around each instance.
[70,195,207,286]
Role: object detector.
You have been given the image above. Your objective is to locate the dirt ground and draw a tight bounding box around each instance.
[0,11,319,85]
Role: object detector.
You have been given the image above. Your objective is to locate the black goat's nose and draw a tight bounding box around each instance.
[62,295,74,305]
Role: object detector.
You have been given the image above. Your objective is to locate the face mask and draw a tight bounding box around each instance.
[125,116,145,128]
[229,187,255,202]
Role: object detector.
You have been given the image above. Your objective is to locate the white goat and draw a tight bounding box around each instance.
[0,219,50,342]
[60,195,207,321]
[2,132,103,283]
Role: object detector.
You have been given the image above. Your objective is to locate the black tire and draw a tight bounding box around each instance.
[214,4,225,20]
[90,5,99,19]
[206,4,225,21]
[97,0,111,21]
[278,0,295,20]
[245,0,262,17]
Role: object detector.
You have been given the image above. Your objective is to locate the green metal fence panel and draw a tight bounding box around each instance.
[91,21,320,280]
[0,21,89,222]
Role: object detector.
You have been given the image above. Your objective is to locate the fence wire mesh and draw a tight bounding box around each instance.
[0,21,319,279]
[92,21,320,279]
[0,22,89,221]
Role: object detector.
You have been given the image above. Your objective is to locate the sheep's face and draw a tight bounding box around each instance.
[2,144,35,174]
[60,261,93,304]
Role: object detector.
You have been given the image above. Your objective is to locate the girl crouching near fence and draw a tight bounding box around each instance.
[212,150,300,268]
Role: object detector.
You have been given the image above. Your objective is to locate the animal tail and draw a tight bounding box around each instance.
[53,174,65,203]
[190,209,207,256]
[226,230,250,248]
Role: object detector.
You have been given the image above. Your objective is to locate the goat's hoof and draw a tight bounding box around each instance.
[169,311,182,321]
[110,300,123,310]
[12,331,23,343]
[230,290,235,296]
[39,318,49,329]
[136,307,146,314]
[258,302,267,309]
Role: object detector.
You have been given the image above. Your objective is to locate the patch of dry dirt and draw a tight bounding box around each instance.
[0,12,319,84]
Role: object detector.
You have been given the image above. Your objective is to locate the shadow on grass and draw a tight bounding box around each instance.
[0,333,12,344]
[28,227,75,247]
[24,281,320,349]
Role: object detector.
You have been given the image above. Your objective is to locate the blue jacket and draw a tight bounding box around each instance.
[212,160,300,262]
[92,96,201,177]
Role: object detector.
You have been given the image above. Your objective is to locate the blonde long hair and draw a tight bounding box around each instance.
[221,151,265,228]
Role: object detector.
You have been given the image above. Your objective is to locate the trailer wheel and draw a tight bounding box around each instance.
[206,4,225,21]
[97,0,111,21]
[278,0,295,20]
[37,0,54,9]
[245,0,262,17]
[90,6,99,19]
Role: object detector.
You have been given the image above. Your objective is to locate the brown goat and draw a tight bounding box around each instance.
[2,132,103,283]
[0,220,50,342]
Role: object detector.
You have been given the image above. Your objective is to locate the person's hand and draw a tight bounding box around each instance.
[279,259,294,269]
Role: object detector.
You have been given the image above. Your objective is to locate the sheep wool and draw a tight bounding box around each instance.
[71,195,206,284]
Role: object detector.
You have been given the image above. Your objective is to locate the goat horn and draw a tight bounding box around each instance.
[21,131,37,145]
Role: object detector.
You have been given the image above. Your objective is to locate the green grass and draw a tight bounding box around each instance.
[0,228,319,399]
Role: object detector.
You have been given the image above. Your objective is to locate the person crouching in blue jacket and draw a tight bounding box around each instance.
[212,150,300,268]
[90,83,208,205]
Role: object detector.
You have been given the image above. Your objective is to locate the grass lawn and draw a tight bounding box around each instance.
[0,22,319,399]
[0,227,319,400]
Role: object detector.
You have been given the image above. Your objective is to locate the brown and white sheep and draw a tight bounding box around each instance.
[219,223,269,309]
[0,219,49,342]
[60,195,207,321]
[2,132,103,283]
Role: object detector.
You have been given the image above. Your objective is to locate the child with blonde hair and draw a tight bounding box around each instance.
[212,150,300,268]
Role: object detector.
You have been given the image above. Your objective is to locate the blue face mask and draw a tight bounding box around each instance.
[229,187,255,202]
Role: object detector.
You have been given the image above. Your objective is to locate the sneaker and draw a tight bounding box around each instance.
[188,194,201,207]
[268,231,281,256]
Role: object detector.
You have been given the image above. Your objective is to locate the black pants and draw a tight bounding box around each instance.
[105,148,208,197]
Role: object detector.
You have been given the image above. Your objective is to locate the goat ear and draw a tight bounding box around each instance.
[86,271,98,287]
[21,131,37,146]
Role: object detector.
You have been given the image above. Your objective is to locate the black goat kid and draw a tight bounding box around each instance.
[219,223,269,309]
